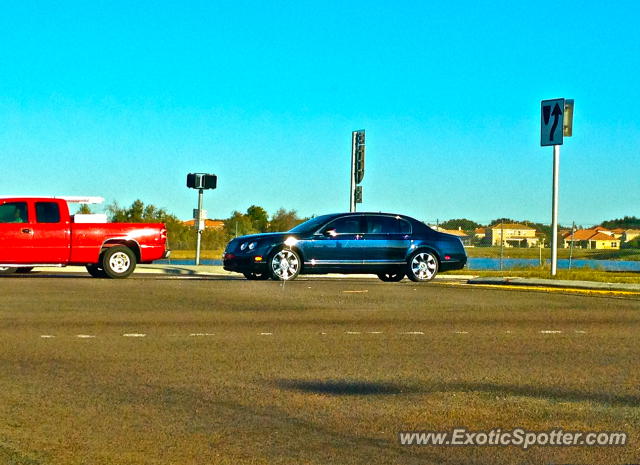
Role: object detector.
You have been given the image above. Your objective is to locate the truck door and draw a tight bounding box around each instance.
[30,201,71,263]
[0,201,34,263]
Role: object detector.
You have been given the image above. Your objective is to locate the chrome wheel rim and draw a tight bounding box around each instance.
[410,253,437,280]
[271,250,299,280]
[109,252,131,274]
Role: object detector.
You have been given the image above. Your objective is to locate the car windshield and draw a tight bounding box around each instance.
[288,214,336,234]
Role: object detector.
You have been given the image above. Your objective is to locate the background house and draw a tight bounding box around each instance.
[440,227,472,246]
[563,227,620,249]
[486,223,539,247]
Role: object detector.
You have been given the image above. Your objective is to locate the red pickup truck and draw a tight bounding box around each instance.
[0,197,169,278]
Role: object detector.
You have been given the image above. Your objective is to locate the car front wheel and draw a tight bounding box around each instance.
[406,250,439,282]
[268,248,301,281]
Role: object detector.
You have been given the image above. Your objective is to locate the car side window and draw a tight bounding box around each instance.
[36,202,61,223]
[366,216,412,234]
[325,216,364,234]
[0,202,29,223]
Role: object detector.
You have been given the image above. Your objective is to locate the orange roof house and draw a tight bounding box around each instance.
[563,228,620,249]
[182,219,225,230]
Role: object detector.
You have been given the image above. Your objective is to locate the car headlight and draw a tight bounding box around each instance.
[248,241,258,250]
[240,242,248,251]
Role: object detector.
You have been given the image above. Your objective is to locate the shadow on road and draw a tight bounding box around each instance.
[277,379,640,406]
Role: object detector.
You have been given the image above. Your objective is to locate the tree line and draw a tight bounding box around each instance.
[99,200,307,250]
[80,200,638,250]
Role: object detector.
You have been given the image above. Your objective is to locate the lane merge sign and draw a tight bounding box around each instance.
[541,98,564,146]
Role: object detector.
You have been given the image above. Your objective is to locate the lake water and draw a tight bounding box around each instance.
[156,258,640,272]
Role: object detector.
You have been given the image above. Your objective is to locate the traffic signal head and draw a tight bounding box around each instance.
[187,173,217,190]
[353,130,365,184]
[354,185,363,203]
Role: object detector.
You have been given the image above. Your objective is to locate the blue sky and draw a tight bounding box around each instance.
[1,1,638,226]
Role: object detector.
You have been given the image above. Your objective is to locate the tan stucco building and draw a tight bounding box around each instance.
[487,223,539,247]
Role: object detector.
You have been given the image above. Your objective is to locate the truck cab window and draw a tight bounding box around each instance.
[36,202,61,223]
[0,202,28,223]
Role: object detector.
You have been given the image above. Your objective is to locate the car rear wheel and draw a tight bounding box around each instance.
[0,266,17,275]
[86,265,107,278]
[377,271,405,282]
[243,272,269,280]
[268,248,301,281]
[101,246,136,279]
[406,250,438,282]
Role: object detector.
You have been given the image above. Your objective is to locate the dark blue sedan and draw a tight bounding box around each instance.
[223,212,467,282]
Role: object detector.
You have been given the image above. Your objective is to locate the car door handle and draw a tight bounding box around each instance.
[21,228,33,234]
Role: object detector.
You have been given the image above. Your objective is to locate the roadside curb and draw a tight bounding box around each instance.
[467,276,640,292]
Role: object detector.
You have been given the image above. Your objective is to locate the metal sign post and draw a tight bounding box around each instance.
[541,98,573,277]
[550,145,560,276]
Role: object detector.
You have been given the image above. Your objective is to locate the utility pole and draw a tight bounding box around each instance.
[568,221,576,269]
[499,223,504,271]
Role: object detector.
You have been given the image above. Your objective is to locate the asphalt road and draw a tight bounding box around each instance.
[1,275,639,465]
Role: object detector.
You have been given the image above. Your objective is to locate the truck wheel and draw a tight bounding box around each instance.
[0,266,17,275]
[16,267,34,274]
[86,265,107,278]
[101,246,136,279]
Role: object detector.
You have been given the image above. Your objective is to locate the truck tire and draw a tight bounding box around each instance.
[101,246,136,279]
[86,265,107,278]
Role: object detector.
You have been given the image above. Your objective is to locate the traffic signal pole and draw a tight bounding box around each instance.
[349,131,356,212]
[195,188,204,266]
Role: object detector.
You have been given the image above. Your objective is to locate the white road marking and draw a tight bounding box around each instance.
[123,333,146,337]
[540,330,563,334]
[454,331,469,334]
[260,332,273,336]
[346,331,361,334]
[40,335,55,338]
[343,290,368,294]
[574,330,587,334]
[76,335,96,339]
[401,331,424,335]
[189,333,215,337]
[367,331,383,334]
